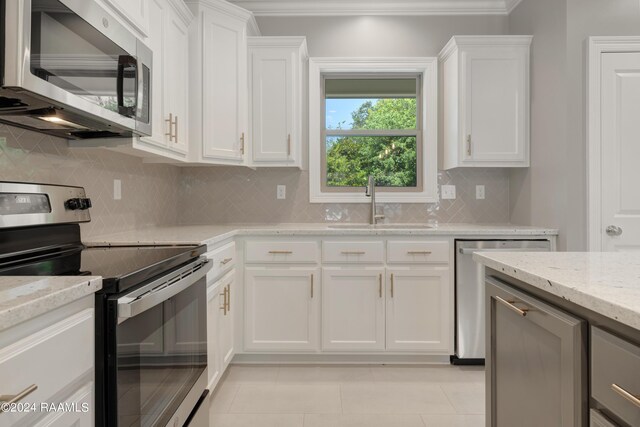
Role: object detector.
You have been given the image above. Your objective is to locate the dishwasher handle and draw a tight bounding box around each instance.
[459,247,550,255]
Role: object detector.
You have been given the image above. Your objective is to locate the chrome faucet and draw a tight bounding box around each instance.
[365,175,385,225]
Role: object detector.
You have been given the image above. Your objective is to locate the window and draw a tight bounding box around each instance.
[322,76,422,191]
[309,58,438,203]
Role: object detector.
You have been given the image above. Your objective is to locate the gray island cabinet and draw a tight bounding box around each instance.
[474,252,640,427]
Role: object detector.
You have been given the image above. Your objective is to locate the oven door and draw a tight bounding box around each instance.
[1,0,151,136]
[104,259,210,427]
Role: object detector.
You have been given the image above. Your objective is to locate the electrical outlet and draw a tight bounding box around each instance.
[113,179,121,200]
[476,185,485,200]
[441,185,456,200]
[277,185,286,200]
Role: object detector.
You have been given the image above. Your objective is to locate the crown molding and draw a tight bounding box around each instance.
[228,0,524,16]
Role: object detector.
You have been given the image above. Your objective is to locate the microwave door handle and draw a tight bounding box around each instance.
[117,55,138,118]
[116,260,212,324]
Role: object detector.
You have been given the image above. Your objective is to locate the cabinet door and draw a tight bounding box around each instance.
[102,0,149,36]
[218,271,235,370]
[486,277,586,427]
[322,268,385,351]
[201,11,247,162]
[461,47,528,164]
[163,8,189,155]
[140,0,166,149]
[386,269,451,352]
[250,47,295,163]
[34,382,93,427]
[244,268,320,351]
[206,282,222,389]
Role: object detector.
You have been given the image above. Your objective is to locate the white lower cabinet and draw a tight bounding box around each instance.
[0,296,94,426]
[219,271,235,371]
[322,268,386,351]
[244,268,320,351]
[386,268,451,352]
[206,269,235,390]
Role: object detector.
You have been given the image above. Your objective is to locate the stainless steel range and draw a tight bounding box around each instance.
[0,182,211,426]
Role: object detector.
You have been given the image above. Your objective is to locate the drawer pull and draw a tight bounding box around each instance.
[268,250,293,254]
[341,251,365,255]
[390,273,394,298]
[407,251,432,255]
[0,384,38,411]
[220,257,233,265]
[611,383,640,408]
[494,295,528,317]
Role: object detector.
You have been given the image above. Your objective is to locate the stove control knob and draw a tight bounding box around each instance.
[65,198,81,210]
[79,198,92,210]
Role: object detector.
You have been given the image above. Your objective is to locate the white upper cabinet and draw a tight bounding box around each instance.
[139,0,191,159]
[248,37,308,168]
[440,36,532,169]
[187,0,260,165]
[100,0,150,37]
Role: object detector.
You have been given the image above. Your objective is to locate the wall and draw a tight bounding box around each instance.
[509,0,640,250]
[0,125,180,238]
[179,14,512,225]
[564,0,640,250]
[508,0,568,247]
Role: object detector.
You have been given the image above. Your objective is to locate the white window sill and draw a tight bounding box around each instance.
[310,192,439,204]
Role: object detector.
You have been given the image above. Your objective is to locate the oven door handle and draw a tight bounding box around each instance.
[458,247,550,255]
[117,259,212,322]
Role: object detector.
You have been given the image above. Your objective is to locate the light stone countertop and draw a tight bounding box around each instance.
[0,276,102,332]
[473,252,640,331]
[84,223,559,247]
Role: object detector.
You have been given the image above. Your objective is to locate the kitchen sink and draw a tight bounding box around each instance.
[327,224,434,230]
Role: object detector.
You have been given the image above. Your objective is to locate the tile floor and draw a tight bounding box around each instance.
[208,364,485,427]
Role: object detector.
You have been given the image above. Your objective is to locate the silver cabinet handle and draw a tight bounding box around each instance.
[378,274,382,298]
[341,251,365,255]
[165,113,175,142]
[407,251,432,255]
[611,383,640,408]
[268,250,293,254]
[0,384,38,411]
[240,132,245,154]
[287,134,291,157]
[227,284,231,312]
[466,134,472,156]
[606,225,623,236]
[494,295,528,317]
[390,273,394,298]
[220,286,228,315]
[310,274,314,298]
[220,257,233,265]
[174,115,178,143]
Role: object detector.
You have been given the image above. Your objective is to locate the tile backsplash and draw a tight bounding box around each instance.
[179,167,510,224]
[0,123,510,234]
[0,125,180,238]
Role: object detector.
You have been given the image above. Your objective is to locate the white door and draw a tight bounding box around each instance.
[102,0,149,36]
[386,269,451,352]
[600,52,640,251]
[163,8,189,155]
[462,48,527,163]
[218,271,235,369]
[201,11,247,162]
[244,268,320,351]
[206,282,222,389]
[250,47,294,163]
[322,268,385,351]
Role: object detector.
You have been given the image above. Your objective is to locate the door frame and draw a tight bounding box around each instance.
[587,36,640,251]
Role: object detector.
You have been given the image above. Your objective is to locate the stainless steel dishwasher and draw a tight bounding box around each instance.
[452,239,552,364]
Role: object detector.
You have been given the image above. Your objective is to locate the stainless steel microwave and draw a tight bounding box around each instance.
[0,0,152,139]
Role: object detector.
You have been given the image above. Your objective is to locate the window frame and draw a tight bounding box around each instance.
[309,58,438,204]
[321,73,423,193]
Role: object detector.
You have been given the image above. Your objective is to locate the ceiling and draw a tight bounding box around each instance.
[228,0,524,16]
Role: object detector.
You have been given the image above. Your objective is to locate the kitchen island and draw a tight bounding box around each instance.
[474,252,640,427]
